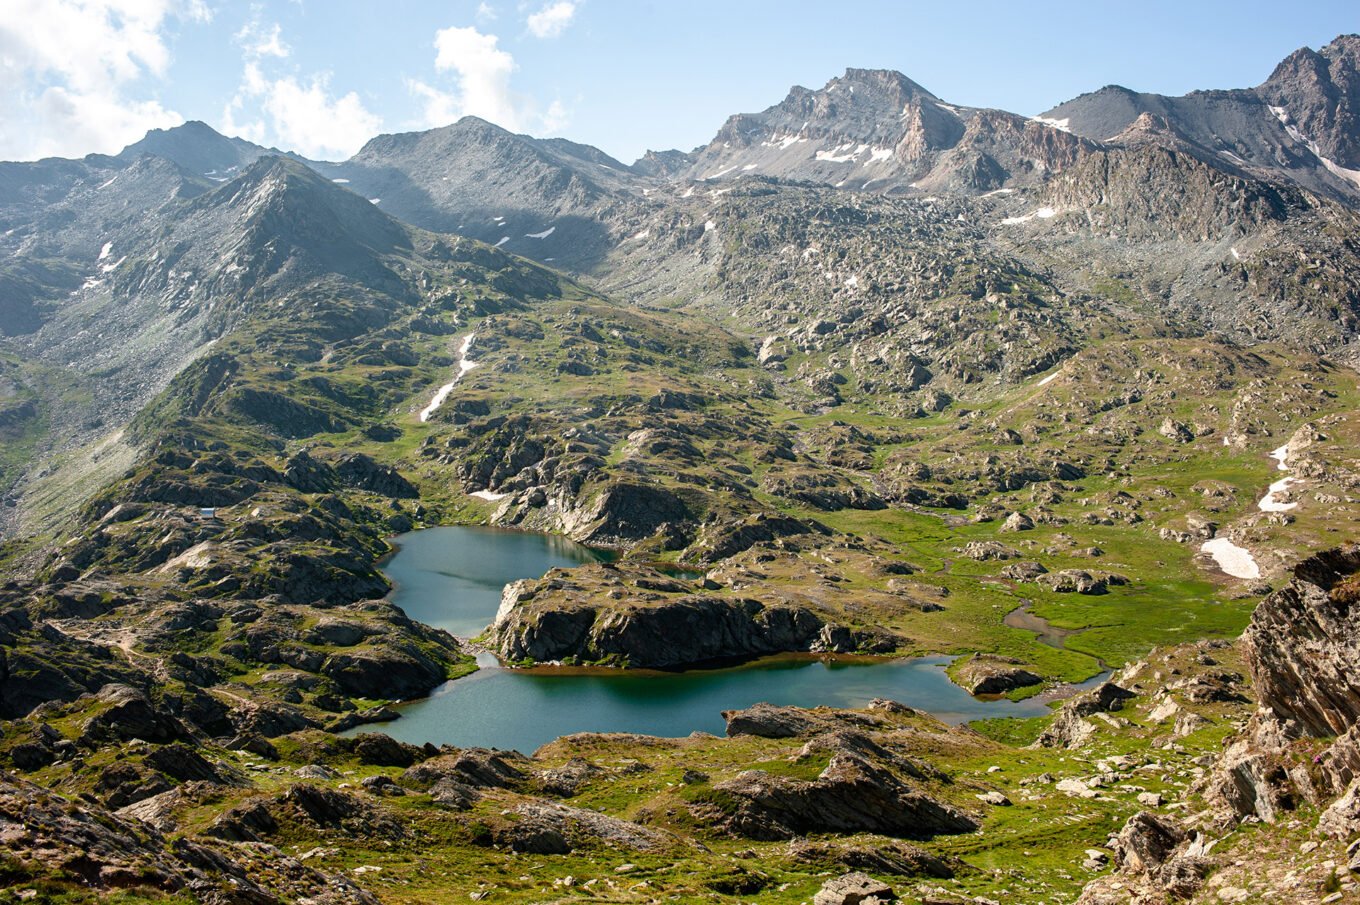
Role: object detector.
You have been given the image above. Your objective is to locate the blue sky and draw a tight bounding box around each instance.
[1,1,1356,162]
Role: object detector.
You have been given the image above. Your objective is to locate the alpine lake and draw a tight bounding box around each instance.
[350,526,1099,753]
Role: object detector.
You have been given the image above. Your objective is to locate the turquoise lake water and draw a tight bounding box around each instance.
[356,526,1088,753]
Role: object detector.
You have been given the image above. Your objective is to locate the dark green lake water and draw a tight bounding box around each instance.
[380,525,611,637]
[360,526,1087,753]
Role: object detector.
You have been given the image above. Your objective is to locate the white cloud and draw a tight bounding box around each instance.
[430,25,520,126]
[0,0,208,159]
[235,19,289,59]
[410,24,569,135]
[475,2,497,22]
[541,99,569,133]
[407,79,462,129]
[222,62,381,159]
[526,2,577,39]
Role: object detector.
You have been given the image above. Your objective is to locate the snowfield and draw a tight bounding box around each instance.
[1201,537,1261,580]
[418,333,479,423]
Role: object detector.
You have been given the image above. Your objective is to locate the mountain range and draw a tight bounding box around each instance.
[1,32,1360,905]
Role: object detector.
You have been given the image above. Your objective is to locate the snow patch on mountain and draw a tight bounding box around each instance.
[1201,537,1260,579]
[1270,105,1360,188]
[419,333,479,423]
[1001,207,1057,225]
[815,143,870,164]
[1258,444,1300,513]
[1031,116,1071,132]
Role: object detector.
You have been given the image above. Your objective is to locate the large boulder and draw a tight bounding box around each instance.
[1035,682,1135,748]
[699,733,975,841]
[812,871,898,905]
[955,654,1042,696]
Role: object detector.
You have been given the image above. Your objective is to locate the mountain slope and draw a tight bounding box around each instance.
[312,116,649,271]
[1042,34,1360,204]
[4,34,1360,905]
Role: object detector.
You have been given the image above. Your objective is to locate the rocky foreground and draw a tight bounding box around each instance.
[0,547,1355,903]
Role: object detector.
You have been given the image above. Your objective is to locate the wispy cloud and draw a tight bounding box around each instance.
[0,0,209,159]
[220,16,379,160]
[526,2,577,39]
[235,16,289,59]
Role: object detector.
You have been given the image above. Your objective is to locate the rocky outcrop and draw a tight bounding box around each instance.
[320,644,457,699]
[0,771,378,903]
[954,654,1042,696]
[1035,682,1135,748]
[79,684,190,745]
[722,702,908,739]
[401,748,530,791]
[1202,546,1360,827]
[958,541,1021,561]
[496,592,821,667]
[761,467,886,511]
[506,801,670,853]
[1076,811,1213,904]
[0,618,146,719]
[788,839,955,879]
[1242,544,1360,739]
[812,871,898,905]
[564,481,695,546]
[1047,569,1129,595]
[697,732,975,840]
[494,577,901,667]
[687,513,833,563]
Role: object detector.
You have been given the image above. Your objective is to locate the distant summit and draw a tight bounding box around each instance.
[118,120,275,180]
[1041,34,1360,202]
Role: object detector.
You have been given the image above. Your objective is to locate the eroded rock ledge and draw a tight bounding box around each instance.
[490,563,902,668]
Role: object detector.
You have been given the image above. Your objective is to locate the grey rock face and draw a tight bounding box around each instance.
[702,733,976,841]
[495,593,824,667]
[1243,544,1360,739]
[1036,682,1136,748]
[812,871,898,905]
[1043,35,1360,204]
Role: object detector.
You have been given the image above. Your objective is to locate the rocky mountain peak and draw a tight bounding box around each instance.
[118,120,272,179]
[828,67,941,109]
[351,115,514,163]
[715,67,950,148]
[685,66,974,190]
[189,155,410,295]
[1259,34,1360,169]
[1038,35,1360,202]
[631,147,695,177]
